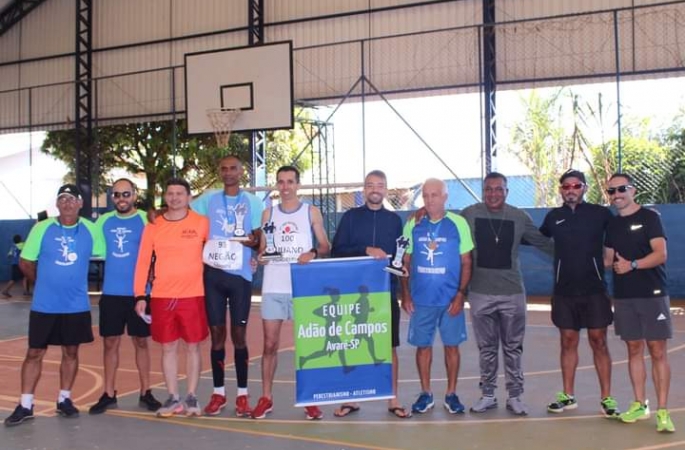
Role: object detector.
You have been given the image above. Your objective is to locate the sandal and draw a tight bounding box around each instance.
[388,406,412,419]
[334,404,360,417]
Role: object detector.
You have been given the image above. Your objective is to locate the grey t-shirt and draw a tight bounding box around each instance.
[460,203,552,295]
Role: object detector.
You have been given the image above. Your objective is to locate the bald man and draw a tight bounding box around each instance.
[400,178,473,416]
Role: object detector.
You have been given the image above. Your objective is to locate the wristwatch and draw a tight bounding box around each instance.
[310,248,318,257]
[630,260,638,271]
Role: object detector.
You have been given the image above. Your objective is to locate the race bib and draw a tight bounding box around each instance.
[203,239,244,271]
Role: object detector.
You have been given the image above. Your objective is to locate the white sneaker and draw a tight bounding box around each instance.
[470,395,498,413]
[506,396,529,416]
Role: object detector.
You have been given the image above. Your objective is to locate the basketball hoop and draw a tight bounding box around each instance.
[206,108,241,148]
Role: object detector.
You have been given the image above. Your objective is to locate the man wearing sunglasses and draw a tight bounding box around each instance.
[604,173,674,433]
[540,169,618,418]
[88,178,161,415]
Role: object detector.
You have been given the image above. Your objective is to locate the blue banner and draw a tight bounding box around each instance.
[291,257,393,406]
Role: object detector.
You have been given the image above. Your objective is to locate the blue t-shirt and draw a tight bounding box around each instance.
[8,242,22,265]
[21,218,105,313]
[403,212,474,307]
[96,210,147,296]
[192,189,263,281]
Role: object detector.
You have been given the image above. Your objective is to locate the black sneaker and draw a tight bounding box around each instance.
[4,404,34,427]
[88,392,118,415]
[139,390,162,412]
[56,398,80,418]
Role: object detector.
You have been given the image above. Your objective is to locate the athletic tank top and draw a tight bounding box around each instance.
[262,203,313,294]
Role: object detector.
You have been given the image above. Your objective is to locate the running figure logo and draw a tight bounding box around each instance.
[421,232,442,266]
[111,227,133,257]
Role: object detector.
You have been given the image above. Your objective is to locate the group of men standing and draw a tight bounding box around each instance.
[392,169,673,433]
[3,160,675,434]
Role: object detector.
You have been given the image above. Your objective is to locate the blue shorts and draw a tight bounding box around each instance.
[408,304,467,347]
[261,293,293,320]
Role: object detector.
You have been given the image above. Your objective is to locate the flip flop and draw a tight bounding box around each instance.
[388,406,412,419]
[334,404,360,417]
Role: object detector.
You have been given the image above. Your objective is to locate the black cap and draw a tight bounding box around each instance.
[559,169,586,184]
[57,184,82,199]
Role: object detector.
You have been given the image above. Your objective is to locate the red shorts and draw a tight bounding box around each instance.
[150,296,209,344]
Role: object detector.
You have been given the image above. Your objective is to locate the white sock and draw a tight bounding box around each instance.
[237,388,248,397]
[58,390,71,403]
[20,394,33,409]
[213,386,226,396]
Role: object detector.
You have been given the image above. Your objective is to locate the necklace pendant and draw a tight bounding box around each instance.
[495,236,499,244]
[428,241,438,250]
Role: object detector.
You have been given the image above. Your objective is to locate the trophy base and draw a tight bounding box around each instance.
[229,236,251,242]
[383,266,407,277]
[261,253,283,262]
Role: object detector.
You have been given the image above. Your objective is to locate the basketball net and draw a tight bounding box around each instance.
[206,108,241,148]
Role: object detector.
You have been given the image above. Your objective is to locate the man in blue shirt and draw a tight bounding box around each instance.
[400,178,473,416]
[4,184,105,427]
[88,178,161,415]
[331,170,411,419]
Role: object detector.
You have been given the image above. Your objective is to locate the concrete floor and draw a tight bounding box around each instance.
[1,291,684,450]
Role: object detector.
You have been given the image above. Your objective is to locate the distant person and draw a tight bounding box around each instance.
[250,166,330,420]
[134,178,209,418]
[604,173,674,433]
[400,178,473,416]
[88,179,161,415]
[460,172,551,416]
[191,155,263,417]
[540,170,618,417]
[2,234,28,298]
[4,184,105,427]
[330,170,411,419]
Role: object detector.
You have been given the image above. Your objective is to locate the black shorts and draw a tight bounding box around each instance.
[203,265,252,327]
[29,311,94,349]
[551,292,613,330]
[391,293,400,348]
[10,265,23,282]
[99,294,151,338]
[614,296,672,341]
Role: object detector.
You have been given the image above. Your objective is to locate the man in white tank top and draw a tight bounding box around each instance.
[251,166,330,421]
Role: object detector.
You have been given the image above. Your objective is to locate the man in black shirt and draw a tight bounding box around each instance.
[540,170,617,417]
[604,172,674,433]
[330,170,410,419]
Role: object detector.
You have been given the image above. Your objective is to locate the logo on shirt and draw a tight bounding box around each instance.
[54,236,77,266]
[110,227,133,258]
[656,313,667,321]
[555,219,566,225]
[215,208,236,236]
[630,224,643,231]
[182,229,199,239]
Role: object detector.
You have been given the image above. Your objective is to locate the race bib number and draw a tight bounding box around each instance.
[203,239,244,271]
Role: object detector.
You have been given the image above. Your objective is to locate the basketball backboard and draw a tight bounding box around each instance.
[185,41,294,134]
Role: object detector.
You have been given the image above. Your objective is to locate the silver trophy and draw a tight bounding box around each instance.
[261,221,282,261]
[229,203,250,241]
[384,236,410,277]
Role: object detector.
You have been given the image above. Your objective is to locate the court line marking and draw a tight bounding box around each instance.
[108,409,401,450]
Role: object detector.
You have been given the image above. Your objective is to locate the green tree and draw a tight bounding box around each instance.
[42,116,312,206]
[509,89,574,206]
[586,130,671,205]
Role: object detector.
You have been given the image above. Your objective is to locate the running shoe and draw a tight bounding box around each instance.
[547,392,577,413]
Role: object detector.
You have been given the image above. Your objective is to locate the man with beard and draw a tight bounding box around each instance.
[330,170,411,419]
[605,173,674,433]
[540,170,618,418]
[88,178,161,414]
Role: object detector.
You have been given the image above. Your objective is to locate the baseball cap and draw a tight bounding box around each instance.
[57,184,83,199]
[559,169,586,184]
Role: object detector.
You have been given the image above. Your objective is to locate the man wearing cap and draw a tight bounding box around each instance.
[4,184,105,427]
[540,170,618,417]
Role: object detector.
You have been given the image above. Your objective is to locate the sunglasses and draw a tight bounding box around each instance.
[561,183,584,191]
[606,185,633,195]
[112,191,133,199]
